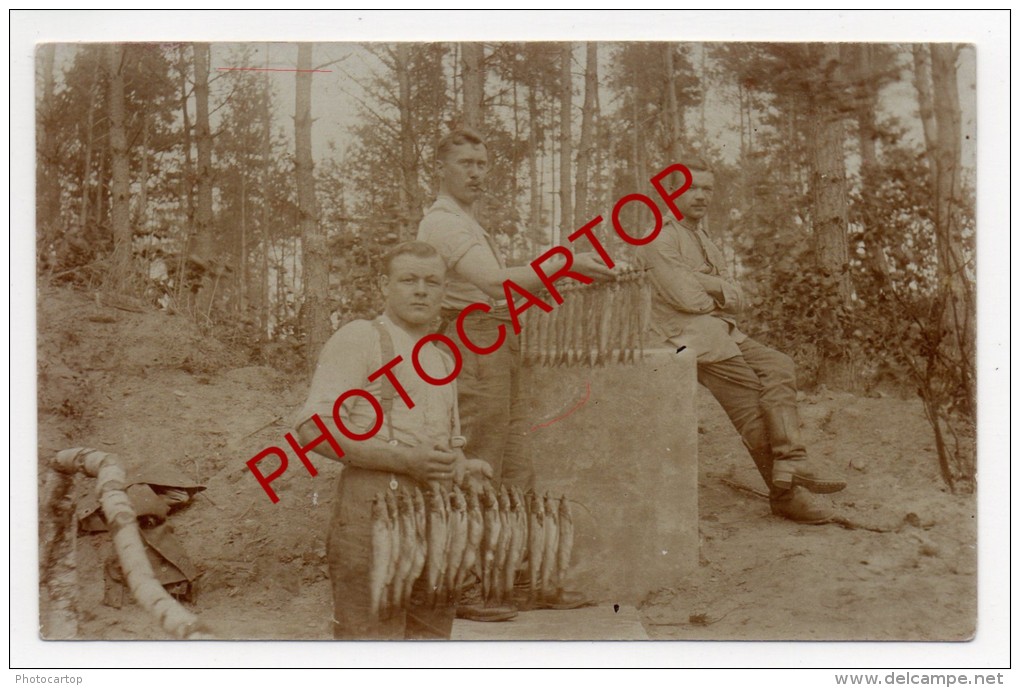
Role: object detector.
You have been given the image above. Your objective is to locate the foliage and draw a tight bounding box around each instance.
[849,145,976,490]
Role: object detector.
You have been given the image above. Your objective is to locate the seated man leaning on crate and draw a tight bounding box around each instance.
[635,157,847,525]
[293,240,491,639]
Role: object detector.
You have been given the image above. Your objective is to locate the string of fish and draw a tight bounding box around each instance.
[521,265,652,367]
[369,483,574,620]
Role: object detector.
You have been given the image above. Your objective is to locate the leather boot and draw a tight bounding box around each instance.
[747,445,833,525]
[765,407,846,494]
[769,486,834,524]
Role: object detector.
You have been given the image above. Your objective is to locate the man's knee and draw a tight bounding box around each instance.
[753,345,796,385]
[773,351,796,379]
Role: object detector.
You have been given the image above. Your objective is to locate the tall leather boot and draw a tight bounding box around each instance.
[747,444,833,525]
[765,407,846,494]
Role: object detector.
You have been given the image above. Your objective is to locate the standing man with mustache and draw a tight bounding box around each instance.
[418,128,610,614]
[636,157,847,524]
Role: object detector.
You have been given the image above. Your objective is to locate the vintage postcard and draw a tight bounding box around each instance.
[14,9,1008,674]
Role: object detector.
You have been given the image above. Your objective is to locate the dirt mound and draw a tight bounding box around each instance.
[38,283,331,639]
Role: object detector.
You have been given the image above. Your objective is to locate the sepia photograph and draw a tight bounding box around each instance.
[15,9,1008,673]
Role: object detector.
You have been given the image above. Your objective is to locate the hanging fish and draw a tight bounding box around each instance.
[556,495,574,598]
[597,284,615,366]
[454,483,484,604]
[480,484,501,602]
[383,490,400,617]
[394,491,417,609]
[613,281,627,363]
[616,279,632,366]
[527,491,545,603]
[639,273,652,360]
[541,493,560,599]
[563,290,576,366]
[444,486,468,605]
[409,487,427,599]
[571,290,586,366]
[493,486,512,604]
[585,284,600,366]
[425,487,448,608]
[369,493,392,621]
[504,487,527,603]
[558,297,575,368]
[538,303,552,366]
[523,306,536,366]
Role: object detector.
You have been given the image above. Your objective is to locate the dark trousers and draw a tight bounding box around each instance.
[443,310,535,492]
[326,468,454,640]
[686,336,808,486]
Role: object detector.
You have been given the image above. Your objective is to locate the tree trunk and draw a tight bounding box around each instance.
[295,44,330,372]
[106,44,133,290]
[239,175,247,314]
[811,44,853,388]
[260,64,271,343]
[395,44,418,240]
[193,43,214,263]
[912,46,938,165]
[558,42,573,245]
[527,82,541,235]
[664,44,684,161]
[511,77,521,209]
[78,58,100,235]
[811,45,852,299]
[574,42,597,231]
[930,45,965,281]
[135,112,149,230]
[929,43,974,414]
[699,45,708,145]
[173,45,196,307]
[909,43,975,491]
[93,140,107,237]
[37,44,62,249]
[461,42,484,128]
[812,110,850,295]
[178,46,195,232]
[850,44,878,172]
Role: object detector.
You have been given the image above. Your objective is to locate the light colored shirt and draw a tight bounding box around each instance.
[636,218,747,363]
[416,195,510,319]
[295,315,456,450]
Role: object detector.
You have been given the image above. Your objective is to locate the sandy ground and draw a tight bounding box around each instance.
[36,284,976,642]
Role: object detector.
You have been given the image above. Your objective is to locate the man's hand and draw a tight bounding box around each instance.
[695,273,726,302]
[454,452,497,495]
[465,458,493,481]
[402,446,459,484]
[449,449,494,485]
[693,273,744,315]
[574,251,615,280]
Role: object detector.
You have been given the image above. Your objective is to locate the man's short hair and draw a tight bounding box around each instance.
[380,241,444,278]
[683,154,715,175]
[435,127,487,164]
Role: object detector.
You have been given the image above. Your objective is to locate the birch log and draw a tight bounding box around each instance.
[53,448,214,640]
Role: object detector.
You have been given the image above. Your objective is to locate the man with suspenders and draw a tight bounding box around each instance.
[294,241,490,639]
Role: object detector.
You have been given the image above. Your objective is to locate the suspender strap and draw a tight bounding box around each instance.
[372,318,462,449]
[372,320,397,444]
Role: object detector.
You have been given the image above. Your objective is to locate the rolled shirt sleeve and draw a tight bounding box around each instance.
[418,208,481,272]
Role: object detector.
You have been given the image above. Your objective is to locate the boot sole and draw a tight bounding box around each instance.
[770,509,833,525]
[772,471,846,494]
[456,605,518,622]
